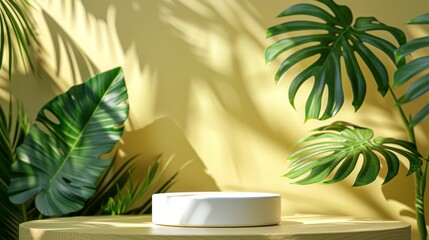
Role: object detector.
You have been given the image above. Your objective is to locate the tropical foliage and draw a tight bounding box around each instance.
[0,99,33,238]
[285,121,422,186]
[265,0,429,239]
[265,0,406,121]
[0,1,185,240]
[8,67,129,216]
[0,0,36,79]
[101,155,184,216]
[394,13,429,128]
[0,67,182,239]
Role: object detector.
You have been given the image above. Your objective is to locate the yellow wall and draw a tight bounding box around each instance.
[2,0,429,239]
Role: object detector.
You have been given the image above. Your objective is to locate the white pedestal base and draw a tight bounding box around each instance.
[152,192,281,227]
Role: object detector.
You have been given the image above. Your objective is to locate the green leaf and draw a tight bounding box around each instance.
[324,154,358,184]
[408,13,429,24]
[265,0,405,120]
[394,30,429,126]
[353,17,406,47]
[0,99,30,240]
[274,45,330,83]
[394,57,429,88]
[101,155,188,216]
[398,72,429,104]
[395,37,429,64]
[0,0,36,79]
[8,67,129,216]
[410,104,429,129]
[341,37,366,111]
[354,150,380,186]
[285,121,422,186]
[373,148,399,184]
[350,37,389,96]
[277,2,341,25]
[266,21,337,38]
[76,152,139,216]
[265,34,333,65]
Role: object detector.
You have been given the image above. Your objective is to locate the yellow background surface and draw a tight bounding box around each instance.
[2,0,429,239]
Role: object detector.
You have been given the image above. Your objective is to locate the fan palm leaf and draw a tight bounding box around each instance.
[285,121,422,186]
[394,13,429,128]
[265,0,406,120]
[0,98,31,239]
[8,67,129,216]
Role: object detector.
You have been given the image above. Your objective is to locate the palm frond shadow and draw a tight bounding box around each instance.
[41,9,98,85]
[111,1,298,148]
[112,117,220,193]
[5,5,100,118]
[8,0,179,220]
[29,0,427,226]
[70,1,419,217]
[155,0,427,220]
[38,0,298,151]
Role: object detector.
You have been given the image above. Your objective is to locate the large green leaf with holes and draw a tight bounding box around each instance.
[8,67,129,216]
[285,121,422,186]
[265,0,406,120]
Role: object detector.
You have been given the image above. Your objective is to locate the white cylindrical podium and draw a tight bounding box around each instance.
[152,192,281,227]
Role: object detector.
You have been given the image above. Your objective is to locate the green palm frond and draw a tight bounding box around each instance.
[0,98,30,240]
[285,121,422,186]
[76,152,139,216]
[8,67,129,216]
[102,155,188,216]
[265,0,406,120]
[394,13,429,128]
[0,0,36,79]
[0,97,29,179]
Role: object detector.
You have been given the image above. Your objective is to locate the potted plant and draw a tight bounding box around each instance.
[265,0,428,239]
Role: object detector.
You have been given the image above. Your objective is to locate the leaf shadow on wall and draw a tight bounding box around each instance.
[40,10,98,85]
[74,0,429,222]
[5,8,99,119]
[159,0,429,227]
[77,0,301,190]
[38,1,219,192]
[26,0,429,227]
[0,1,219,204]
[112,117,220,193]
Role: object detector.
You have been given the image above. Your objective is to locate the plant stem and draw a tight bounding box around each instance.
[415,164,428,240]
[388,87,415,142]
[21,204,27,222]
[389,87,427,240]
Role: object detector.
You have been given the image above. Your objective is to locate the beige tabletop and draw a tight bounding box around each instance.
[20,215,410,240]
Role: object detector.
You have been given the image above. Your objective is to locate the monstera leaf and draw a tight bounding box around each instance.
[394,13,429,128]
[265,0,406,120]
[285,121,422,186]
[8,67,129,216]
